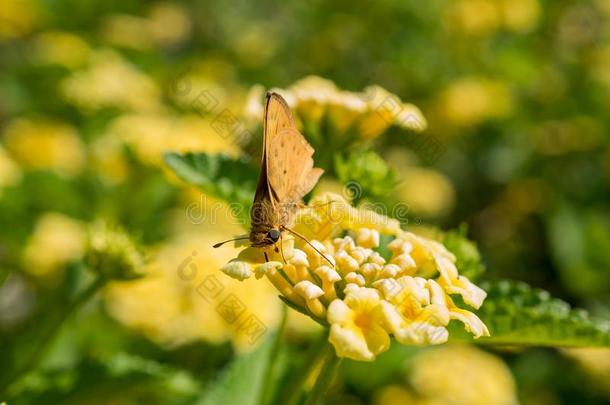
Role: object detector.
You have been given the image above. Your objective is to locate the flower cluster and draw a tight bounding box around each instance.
[221,193,489,361]
[244,76,427,140]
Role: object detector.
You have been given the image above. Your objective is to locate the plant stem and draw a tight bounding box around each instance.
[304,342,342,405]
[281,332,329,405]
[258,304,288,405]
[0,277,106,394]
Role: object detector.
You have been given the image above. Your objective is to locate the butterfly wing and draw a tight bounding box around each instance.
[251,92,298,230]
[267,128,323,202]
[264,92,323,203]
[250,92,322,240]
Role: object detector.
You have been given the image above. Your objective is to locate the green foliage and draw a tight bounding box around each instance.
[164,152,257,224]
[197,336,274,405]
[85,221,144,281]
[334,151,395,201]
[443,226,485,282]
[2,0,610,403]
[450,281,610,347]
[547,204,610,297]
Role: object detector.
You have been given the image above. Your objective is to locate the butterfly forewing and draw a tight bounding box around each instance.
[249,92,323,247]
[268,128,322,202]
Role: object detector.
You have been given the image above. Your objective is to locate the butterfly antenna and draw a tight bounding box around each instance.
[303,201,336,210]
[281,226,334,267]
[213,236,250,249]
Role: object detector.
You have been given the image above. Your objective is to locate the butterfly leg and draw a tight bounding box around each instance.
[264,251,269,263]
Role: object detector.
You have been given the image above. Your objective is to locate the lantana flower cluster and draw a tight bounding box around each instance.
[221,193,489,361]
[245,75,427,140]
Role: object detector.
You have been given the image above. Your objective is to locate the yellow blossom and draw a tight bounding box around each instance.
[0,145,22,193]
[100,2,191,51]
[105,232,282,351]
[444,0,501,37]
[22,213,86,279]
[499,0,541,33]
[147,2,192,48]
[32,31,91,68]
[244,76,426,141]
[396,167,455,217]
[445,0,540,36]
[373,384,417,405]
[0,0,39,40]
[219,193,489,361]
[327,288,390,361]
[3,118,85,177]
[437,77,513,127]
[408,345,518,405]
[564,348,610,397]
[61,50,162,112]
[103,113,239,167]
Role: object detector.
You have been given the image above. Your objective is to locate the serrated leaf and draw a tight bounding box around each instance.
[164,152,257,224]
[196,335,274,405]
[450,280,610,347]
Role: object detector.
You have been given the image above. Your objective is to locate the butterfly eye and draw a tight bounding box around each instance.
[267,229,280,242]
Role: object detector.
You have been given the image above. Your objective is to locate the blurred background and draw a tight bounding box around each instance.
[1,0,609,404]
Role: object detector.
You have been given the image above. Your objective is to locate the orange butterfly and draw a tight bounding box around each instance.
[215,92,331,264]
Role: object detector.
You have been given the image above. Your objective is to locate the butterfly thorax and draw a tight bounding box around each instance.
[249,198,296,247]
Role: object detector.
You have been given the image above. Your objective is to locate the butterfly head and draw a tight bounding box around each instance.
[250,227,281,248]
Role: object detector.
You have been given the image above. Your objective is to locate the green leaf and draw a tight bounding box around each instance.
[443,225,485,281]
[450,280,610,347]
[164,152,257,224]
[196,335,274,405]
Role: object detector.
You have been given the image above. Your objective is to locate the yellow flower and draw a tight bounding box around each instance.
[61,50,162,112]
[437,77,513,127]
[408,345,518,405]
[147,2,192,48]
[105,232,282,351]
[589,46,610,89]
[32,31,91,68]
[598,0,610,16]
[3,118,85,177]
[0,0,39,40]
[100,2,191,51]
[373,385,417,405]
[22,213,86,279]
[103,113,239,167]
[244,76,426,141]
[564,348,610,397]
[445,0,540,36]
[395,166,455,217]
[219,193,489,361]
[0,144,22,193]
[444,0,501,37]
[327,288,390,361]
[499,0,541,33]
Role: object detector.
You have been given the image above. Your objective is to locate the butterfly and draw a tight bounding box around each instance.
[214,92,332,264]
